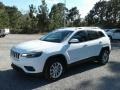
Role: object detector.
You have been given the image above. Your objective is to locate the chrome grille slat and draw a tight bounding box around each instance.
[11,50,20,59]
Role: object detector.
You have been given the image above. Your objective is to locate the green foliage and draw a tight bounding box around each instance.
[1,0,120,33]
[85,0,120,28]
[5,6,22,29]
[0,2,9,28]
[28,4,38,33]
[0,1,82,34]
[49,3,65,30]
[37,0,49,32]
[67,7,81,27]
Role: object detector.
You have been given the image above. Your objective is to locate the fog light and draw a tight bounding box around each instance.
[24,66,35,71]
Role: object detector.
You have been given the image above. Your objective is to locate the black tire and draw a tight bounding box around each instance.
[98,50,109,65]
[0,35,5,38]
[2,35,5,37]
[44,58,65,81]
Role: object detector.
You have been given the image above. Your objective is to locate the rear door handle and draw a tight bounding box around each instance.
[99,41,102,44]
[83,45,88,47]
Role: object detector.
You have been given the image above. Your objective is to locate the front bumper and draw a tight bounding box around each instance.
[11,64,43,77]
[11,63,25,73]
[11,55,47,74]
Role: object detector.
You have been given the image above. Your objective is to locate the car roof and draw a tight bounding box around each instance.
[57,27,102,32]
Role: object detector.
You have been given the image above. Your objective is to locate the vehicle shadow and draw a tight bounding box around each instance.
[74,61,120,90]
[72,42,120,90]
[111,40,120,50]
[111,45,120,50]
[64,61,102,78]
[0,61,102,90]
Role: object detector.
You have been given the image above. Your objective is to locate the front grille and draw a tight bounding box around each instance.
[11,50,20,59]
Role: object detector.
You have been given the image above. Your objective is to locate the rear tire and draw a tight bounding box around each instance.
[44,58,65,81]
[98,50,109,65]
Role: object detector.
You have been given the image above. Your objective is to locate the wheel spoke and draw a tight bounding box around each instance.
[50,62,63,79]
[102,51,109,63]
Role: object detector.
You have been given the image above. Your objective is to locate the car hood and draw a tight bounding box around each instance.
[12,40,62,53]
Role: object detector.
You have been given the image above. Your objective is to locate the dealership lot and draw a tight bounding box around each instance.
[0,34,120,90]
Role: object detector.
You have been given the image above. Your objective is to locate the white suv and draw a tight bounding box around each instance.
[0,29,10,38]
[11,27,111,81]
[106,29,120,40]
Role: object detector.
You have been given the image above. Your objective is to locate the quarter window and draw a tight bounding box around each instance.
[97,31,105,38]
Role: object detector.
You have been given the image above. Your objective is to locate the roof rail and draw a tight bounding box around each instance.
[77,27,100,29]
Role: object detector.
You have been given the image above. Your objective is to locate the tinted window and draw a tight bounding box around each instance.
[72,31,87,42]
[114,30,120,33]
[97,31,105,38]
[87,31,98,40]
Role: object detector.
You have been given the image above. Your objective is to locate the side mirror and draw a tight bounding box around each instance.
[69,39,79,44]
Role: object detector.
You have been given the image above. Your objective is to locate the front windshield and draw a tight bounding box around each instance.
[40,30,73,43]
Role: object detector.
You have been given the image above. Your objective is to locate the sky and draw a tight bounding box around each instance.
[0,0,104,18]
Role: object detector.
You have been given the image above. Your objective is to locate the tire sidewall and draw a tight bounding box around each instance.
[44,58,65,81]
[99,50,109,65]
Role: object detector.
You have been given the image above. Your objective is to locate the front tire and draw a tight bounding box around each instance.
[44,58,65,81]
[98,50,109,65]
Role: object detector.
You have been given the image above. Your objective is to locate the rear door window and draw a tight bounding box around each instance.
[87,30,98,40]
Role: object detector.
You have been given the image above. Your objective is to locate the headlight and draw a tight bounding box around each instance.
[21,52,43,58]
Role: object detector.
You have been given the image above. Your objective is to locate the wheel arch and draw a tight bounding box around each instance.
[100,46,111,55]
[43,54,68,72]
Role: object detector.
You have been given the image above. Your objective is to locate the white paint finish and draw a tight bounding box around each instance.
[11,27,111,74]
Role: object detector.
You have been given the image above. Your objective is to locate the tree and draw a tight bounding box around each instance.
[5,6,22,29]
[85,0,120,28]
[49,3,67,30]
[0,2,9,28]
[29,4,38,32]
[85,1,107,26]
[37,0,49,32]
[19,14,32,33]
[67,7,81,26]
